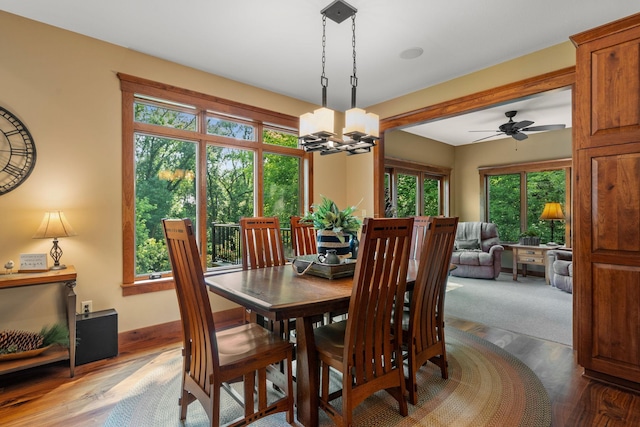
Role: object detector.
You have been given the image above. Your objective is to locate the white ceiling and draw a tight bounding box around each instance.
[2,1,639,145]
[403,88,574,146]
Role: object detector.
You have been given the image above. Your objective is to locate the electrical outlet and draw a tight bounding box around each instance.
[82,300,93,314]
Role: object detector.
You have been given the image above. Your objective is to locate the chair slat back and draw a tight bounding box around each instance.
[240,217,286,270]
[409,216,458,352]
[290,216,317,256]
[410,216,432,260]
[344,217,414,386]
[162,218,218,387]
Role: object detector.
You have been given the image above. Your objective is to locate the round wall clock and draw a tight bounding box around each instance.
[0,106,37,195]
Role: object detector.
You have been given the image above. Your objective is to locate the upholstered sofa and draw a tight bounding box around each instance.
[546,249,573,293]
[450,222,504,279]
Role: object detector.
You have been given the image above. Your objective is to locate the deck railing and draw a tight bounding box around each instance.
[211,223,293,266]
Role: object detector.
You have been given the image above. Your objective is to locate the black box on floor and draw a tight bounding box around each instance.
[75,309,118,365]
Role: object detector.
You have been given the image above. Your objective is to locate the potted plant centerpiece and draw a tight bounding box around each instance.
[302,196,362,256]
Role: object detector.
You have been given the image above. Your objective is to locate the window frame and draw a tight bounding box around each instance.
[479,158,572,244]
[119,73,311,295]
[384,157,451,217]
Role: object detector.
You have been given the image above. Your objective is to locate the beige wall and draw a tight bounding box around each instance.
[0,10,574,334]
[0,11,347,333]
[453,128,572,221]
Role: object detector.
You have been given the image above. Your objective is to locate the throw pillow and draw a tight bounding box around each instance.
[456,239,480,250]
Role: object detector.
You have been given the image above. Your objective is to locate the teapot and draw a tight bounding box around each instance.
[318,249,341,265]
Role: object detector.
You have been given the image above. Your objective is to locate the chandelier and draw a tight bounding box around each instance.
[299,0,379,156]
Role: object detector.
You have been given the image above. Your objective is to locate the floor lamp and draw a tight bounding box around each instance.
[539,202,564,245]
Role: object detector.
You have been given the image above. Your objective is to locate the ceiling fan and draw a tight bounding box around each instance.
[470,110,566,142]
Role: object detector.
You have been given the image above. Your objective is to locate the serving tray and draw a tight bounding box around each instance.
[292,255,357,280]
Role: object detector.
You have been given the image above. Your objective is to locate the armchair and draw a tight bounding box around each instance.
[546,249,573,293]
[450,222,504,279]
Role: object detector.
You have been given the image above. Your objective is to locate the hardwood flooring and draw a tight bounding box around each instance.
[1,317,639,426]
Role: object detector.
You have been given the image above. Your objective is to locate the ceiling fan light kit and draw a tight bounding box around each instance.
[470,110,566,143]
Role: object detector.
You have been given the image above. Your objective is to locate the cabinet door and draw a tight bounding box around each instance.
[572,13,640,387]
[575,143,640,383]
[573,22,640,150]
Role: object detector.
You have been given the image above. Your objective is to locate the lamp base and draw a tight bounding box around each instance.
[50,264,67,270]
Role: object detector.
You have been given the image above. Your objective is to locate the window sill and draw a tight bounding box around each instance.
[122,277,174,296]
[122,266,243,296]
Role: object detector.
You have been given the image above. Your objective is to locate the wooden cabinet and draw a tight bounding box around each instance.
[571,13,640,388]
[0,267,77,377]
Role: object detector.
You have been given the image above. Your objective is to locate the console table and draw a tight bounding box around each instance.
[509,244,553,283]
[0,266,77,377]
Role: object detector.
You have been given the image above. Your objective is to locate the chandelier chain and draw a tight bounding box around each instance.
[321,14,327,87]
[351,14,357,80]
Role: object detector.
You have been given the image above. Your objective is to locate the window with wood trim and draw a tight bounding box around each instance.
[479,159,571,245]
[119,74,310,293]
[384,158,450,218]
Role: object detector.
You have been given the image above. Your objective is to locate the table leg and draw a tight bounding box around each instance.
[65,280,77,378]
[295,315,319,427]
[512,249,518,281]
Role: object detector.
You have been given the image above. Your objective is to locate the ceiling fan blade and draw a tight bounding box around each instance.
[472,133,504,142]
[521,124,566,132]
[512,120,534,130]
[512,132,528,141]
[469,130,500,132]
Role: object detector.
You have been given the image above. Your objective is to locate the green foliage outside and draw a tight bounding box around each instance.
[488,170,566,243]
[393,174,440,218]
[423,178,440,216]
[134,100,301,275]
[396,174,417,217]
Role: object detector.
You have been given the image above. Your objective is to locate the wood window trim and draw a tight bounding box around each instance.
[478,158,573,245]
[374,67,576,217]
[385,157,451,216]
[119,73,310,293]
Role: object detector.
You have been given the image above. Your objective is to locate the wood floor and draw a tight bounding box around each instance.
[1,316,639,426]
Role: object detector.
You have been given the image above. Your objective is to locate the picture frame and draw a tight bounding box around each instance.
[19,253,49,272]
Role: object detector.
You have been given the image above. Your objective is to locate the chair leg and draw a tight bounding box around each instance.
[244,371,255,417]
[257,368,267,410]
[179,376,190,420]
[284,350,294,424]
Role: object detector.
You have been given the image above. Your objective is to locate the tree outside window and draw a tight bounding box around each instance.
[121,75,308,286]
[483,161,570,245]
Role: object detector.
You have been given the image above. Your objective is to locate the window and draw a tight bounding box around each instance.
[480,159,571,244]
[384,158,450,218]
[120,74,310,293]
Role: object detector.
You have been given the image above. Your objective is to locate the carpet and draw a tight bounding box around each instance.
[444,273,572,346]
[104,327,550,426]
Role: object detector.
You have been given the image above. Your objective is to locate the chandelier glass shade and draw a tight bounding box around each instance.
[299,0,379,155]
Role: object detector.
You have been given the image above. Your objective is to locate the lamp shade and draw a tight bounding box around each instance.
[33,211,77,239]
[539,203,565,221]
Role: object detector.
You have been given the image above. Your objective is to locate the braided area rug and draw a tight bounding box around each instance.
[104,327,550,426]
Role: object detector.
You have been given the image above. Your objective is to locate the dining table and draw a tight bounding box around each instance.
[205,260,419,427]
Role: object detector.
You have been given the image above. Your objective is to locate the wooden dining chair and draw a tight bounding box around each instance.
[313,217,414,426]
[405,216,433,309]
[239,216,287,270]
[239,216,294,338]
[403,216,458,405]
[162,218,294,426]
[290,215,317,256]
[410,216,432,260]
[291,215,347,324]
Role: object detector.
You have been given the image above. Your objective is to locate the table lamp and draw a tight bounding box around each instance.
[33,211,77,270]
[539,202,564,245]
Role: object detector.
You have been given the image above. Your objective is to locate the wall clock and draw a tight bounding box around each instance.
[0,106,36,195]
